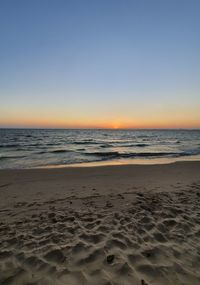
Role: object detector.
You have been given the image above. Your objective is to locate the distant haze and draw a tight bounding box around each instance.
[0,0,200,129]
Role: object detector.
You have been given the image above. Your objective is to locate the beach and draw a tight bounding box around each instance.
[0,161,200,284]
[1,0,200,283]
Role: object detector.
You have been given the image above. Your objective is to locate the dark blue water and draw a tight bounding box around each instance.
[0,129,200,169]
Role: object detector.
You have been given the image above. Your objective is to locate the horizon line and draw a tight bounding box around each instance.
[0,127,200,131]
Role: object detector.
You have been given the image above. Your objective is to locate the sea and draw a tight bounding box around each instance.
[0,129,200,169]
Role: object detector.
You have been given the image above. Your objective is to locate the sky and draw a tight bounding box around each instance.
[0,0,200,129]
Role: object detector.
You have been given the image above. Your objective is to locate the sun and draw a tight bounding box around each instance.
[113,125,119,129]
[112,122,121,129]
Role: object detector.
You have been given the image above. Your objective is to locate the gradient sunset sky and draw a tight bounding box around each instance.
[0,0,200,129]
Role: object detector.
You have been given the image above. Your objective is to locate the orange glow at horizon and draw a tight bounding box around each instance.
[1,116,200,129]
[1,103,200,129]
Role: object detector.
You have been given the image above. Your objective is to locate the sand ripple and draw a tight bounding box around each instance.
[1,185,200,284]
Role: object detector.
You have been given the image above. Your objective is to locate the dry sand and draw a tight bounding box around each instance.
[0,161,200,285]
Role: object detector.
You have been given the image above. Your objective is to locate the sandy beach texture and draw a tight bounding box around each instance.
[0,161,200,285]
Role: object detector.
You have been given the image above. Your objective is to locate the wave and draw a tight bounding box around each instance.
[100,144,113,148]
[37,149,74,154]
[46,143,63,146]
[135,143,149,147]
[0,155,26,160]
[118,143,149,147]
[84,147,200,161]
[0,144,21,148]
[84,151,180,159]
[99,143,149,148]
[50,149,71,153]
[182,148,200,156]
[73,141,100,145]
[85,151,120,157]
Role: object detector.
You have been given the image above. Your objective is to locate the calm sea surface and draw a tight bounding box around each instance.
[0,129,200,169]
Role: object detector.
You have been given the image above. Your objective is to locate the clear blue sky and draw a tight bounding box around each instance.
[0,0,200,128]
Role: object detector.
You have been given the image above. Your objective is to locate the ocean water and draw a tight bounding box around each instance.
[0,129,200,169]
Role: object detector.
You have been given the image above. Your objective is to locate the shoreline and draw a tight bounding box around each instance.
[1,158,200,170]
[39,155,200,169]
[1,154,200,170]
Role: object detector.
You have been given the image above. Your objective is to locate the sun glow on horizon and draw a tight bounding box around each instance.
[1,115,200,129]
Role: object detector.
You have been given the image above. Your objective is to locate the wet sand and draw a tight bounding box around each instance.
[0,161,200,285]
